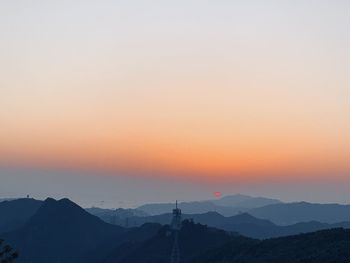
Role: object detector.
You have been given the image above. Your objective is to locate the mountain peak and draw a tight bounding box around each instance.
[213,194,281,208]
[5,198,125,263]
[0,198,43,233]
[28,197,108,227]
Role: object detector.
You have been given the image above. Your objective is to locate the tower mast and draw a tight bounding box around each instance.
[170,200,182,263]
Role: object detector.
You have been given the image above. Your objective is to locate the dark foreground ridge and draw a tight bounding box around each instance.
[100,220,236,263]
[191,228,350,263]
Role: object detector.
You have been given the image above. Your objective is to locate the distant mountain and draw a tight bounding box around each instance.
[0,198,43,234]
[191,228,350,263]
[137,201,230,215]
[137,194,281,216]
[3,198,126,263]
[88,210,272,230]
[86,207,149,225]
[102,220,237,263]
[220,216,350,239]
[0,198,17,202]
[249,202,350,225]
[91,210,350,239]
[212,194,281,209]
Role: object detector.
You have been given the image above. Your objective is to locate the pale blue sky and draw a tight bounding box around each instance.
[1,1,350,206]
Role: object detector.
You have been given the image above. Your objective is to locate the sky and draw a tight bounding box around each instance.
[1,1,350,207]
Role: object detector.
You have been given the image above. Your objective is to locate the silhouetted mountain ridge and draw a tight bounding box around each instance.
[137,194,281,216]
[212,194,281,208]
[0,198,42,234]
[2,197,350,262]
[89,209,350,239]
[4,198,126,263]
[103,220,237,263]
[191,228,350,263]
[249,201,350,225]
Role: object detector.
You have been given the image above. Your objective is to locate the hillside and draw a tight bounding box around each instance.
[102,220,239,263]
[3,198,126,263]
[0,198,43,234]
[249,202,350,225]
[137,194,281,216]
[191,228,350,263]
[89,209,350,239]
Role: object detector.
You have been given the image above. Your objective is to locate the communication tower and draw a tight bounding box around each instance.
[170,201,183,263]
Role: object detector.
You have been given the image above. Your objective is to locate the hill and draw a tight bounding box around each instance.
[137,194,281,216]
[0,198,43,234]
[89,209,350,239]
[102,220,239,263]
[85,207,149,225]
[212,194,280,209]
[3,198,126,263]
[191,228,350,263]
[249,202,350,225]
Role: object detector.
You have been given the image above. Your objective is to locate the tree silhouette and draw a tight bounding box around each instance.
[0,239,18,263]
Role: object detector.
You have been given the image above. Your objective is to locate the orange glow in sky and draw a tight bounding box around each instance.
[1,1,350,184]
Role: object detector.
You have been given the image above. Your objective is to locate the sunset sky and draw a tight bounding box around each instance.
[1,1,350,206]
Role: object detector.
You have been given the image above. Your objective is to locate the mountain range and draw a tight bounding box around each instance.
[2,196,350,262]
[89,209,350,239]
[0,197,237,263]
[249,201,350,225]
[2,198,163,263]
[137,194,281,216]
[3,195,350,239]
[135,195,350,225]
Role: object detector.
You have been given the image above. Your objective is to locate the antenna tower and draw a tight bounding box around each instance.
[170,200,183,263]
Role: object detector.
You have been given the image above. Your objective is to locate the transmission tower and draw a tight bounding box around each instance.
[170,201,183,263]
